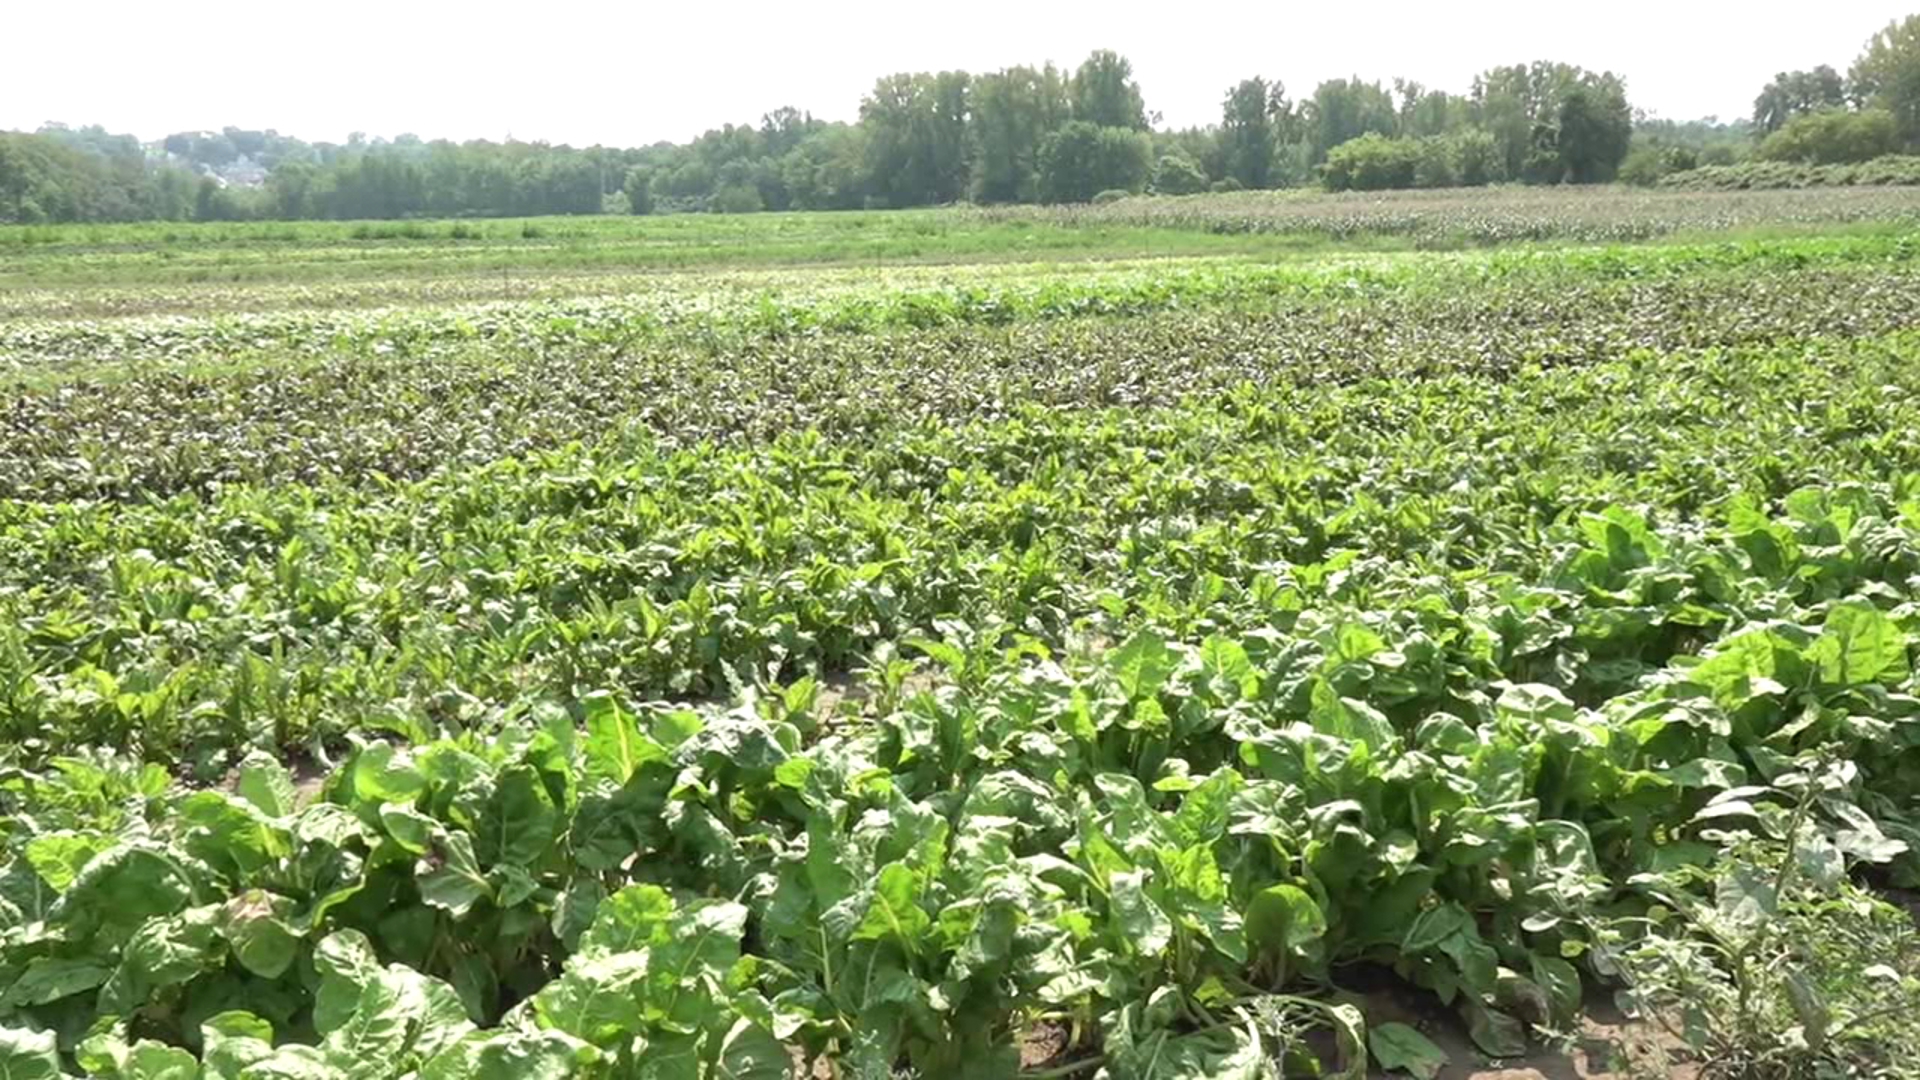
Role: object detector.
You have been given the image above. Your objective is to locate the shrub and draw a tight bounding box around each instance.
[622,167,654,216]
[1758,109,1901,165]
[1617,146,1670,187]
[711,184,765,214]
[1038,121,1153,203]
[1150,154,1208,196]
[1410,138,1458,189]
[1659,154,1920,190]
[1452,130,1506,187]
[1322,133,1419,191]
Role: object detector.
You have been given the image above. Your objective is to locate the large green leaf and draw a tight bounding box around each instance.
[347,742,427,806]
[416,832,491,918]
[1810,602,1908,685]
[579,884,675,956]
[1109,869,1172,957]
[1368,1022,1447,1079]
[236,752,301,818]
[312,931,382,1035]
[0,1024,62,1080]
[1110,630,1180,701]
[22,832,104,893]
[714,1019,789,1080]
[647,901,749,1027]
[100,904,225,1013]
[1245,884,1326,951]
[319,970,427,1078]
[123,1042,200,1080]
[235,1045,347,1080]
[223,890,301,979]
[201,1012,277,1080]
[532,951,648,1047]
[581,693,666,786]
[471,1031,591,1080]
[474,765,558,868]
[2,957,111,1007]
[1308,678,1395,751]
[851,864,931,948]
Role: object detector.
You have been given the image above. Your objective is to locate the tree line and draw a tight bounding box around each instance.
[4,15,1918,224]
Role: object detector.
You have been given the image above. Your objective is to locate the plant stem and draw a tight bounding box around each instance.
[1020,1054,1107,1079]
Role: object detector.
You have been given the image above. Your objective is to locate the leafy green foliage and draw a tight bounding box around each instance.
[5,203,1920,1075]
[1602,764,1920,1078]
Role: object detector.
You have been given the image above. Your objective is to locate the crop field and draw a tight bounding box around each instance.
[3,188,1920,1080]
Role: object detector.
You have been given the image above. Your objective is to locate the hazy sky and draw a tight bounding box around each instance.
[7,1,1913,146]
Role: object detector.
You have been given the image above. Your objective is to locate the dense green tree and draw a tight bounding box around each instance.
[781,125,870,210]
[1037,121,1151,202]
[861,71,973,206]
[5,45,1682,219]
[1474,62,1571,178]
[1070,50,1148,130]
[1154,127,1226,182]
[1634,117,1752,168]
[0,130,200,223]
[758,107,821,157]
[1150,153,1208,194]
[266,161,317,218]
[1850,15,1920,148]
[1757,108,1900,163]
[1220,77,1286,188]
[1473,62,1632,182]
[1321,132,1418,190]
[1303,78,1398,162]
[969,65,1071,203]
[148,166,198,220]
[1268,139,1314,187]
[1555,83,1633,182]
[660,158,715,201]
[1452,129,1507,185]
[711,182,764,213]
[1752,67,1850,133]
[622,167,654,215]
[1321,130,1509,191]
[1396,82,1472,138]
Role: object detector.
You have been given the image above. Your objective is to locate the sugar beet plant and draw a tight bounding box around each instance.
[2,508,1918,1077]
[3,223,1920,1077]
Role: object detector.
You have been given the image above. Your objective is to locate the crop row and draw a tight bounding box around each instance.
[981,184,1920,244]
[4,244,1918,502]
[9,232,1910,363]
[1,329,1916,762]
[3,331,1919,1076]
[1658,155,1920,192]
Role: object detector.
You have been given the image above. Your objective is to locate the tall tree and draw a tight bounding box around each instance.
[1303,78,1398,162]
[759,107,821,158]
[860,72,973,207]
[1037,121,1151,202]
[970,65,1071,203]
[1397,81,1471,138]
[1851,15,1920,148]
[1555,83,1633,182]
[1220,77,1286,189]
[1752,67,1849,133]
[1473,62,1630,182]
[622,167,654,215]
[781,124,870,210]
[1070,50,1149,131]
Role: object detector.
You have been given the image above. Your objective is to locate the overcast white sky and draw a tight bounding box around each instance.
[7,1,1913,146]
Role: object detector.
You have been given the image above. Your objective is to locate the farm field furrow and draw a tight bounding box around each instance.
[2,190,1919,1080]
[4,185,1919,292]
[4,235,1918,502]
